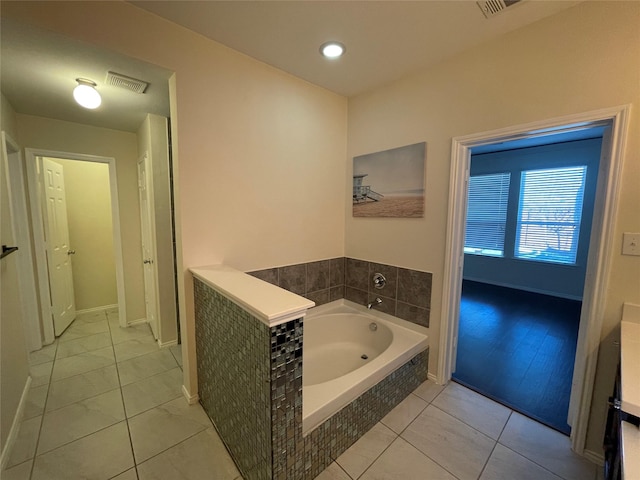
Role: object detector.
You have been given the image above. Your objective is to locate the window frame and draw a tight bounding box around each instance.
[466,140,599,268]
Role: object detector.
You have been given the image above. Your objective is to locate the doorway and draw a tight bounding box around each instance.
[438,105,630,456]
[25,149,126,343]
[453,134,603,434]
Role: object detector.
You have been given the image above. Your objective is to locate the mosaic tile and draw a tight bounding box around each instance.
[194,279,272,480]
[195,273,429,480]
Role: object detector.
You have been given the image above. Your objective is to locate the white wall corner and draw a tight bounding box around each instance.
[582,449,605,466]
[127,318,148,327]
[158,339,178,349]
[427,372,440,384]
[182,384,199,405]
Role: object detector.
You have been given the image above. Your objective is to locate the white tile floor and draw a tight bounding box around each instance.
[2,309,240,480]
[2,308,602,480]
[319,382,601,480]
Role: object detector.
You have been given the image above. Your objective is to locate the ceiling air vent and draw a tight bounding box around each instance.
[477,0,522,18]
[105,71,149,94]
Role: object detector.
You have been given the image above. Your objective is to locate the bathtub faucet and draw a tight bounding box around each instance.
[367,297,383,309]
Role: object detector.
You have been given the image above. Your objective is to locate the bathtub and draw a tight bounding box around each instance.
[302,300,429,434]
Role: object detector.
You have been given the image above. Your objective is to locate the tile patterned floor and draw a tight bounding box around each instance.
[319,381,602,480]
[2,308,240,480]
[2,308,602,480]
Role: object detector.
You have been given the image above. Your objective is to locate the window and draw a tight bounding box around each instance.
[464,173,511,257]
[516,166,587,264]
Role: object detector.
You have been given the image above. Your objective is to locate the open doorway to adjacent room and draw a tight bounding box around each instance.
[452,126,604,435]
[453,131,604,434]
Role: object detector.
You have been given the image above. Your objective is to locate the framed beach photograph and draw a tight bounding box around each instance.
[352,142,426,218]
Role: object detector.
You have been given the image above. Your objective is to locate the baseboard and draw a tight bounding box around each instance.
[0,376,32,471]
[462,277,583,302]
[427,372,440,384]
[76,304,118,315]
[583,449,604,467]
[127,318,147,326]
[182,385,199,405]
[158,338,178,348]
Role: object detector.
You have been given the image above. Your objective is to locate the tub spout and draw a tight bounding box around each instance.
[367,297,383,309]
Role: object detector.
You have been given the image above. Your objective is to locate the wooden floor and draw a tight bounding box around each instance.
[452,280,581,435]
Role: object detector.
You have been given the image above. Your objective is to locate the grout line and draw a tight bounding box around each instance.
[335,423,399,480]
[106,310,139,477]
[398,433,462,480]
[28,337,59,480]
[132,424,212,469]
[47,359,116,385]
[493,443,566,480]
[428,403,497,442]
[380,393,429,438]
[496,410,513,440]
[332,461,352,480]
[477,435,500,480]
[43,385,121,415]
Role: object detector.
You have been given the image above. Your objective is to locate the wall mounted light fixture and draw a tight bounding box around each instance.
[73,78,101,109]
[320,41,346,59]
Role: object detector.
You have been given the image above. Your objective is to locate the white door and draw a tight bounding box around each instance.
[138,153,159,339]
[42,158,76,335]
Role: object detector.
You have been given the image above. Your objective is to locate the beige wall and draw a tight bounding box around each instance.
[16,114,146,322]
[346,1,640,454]
[1,1,348,397]
[137,114,177,345]
[0,94,30,460]
[55,158,117,311]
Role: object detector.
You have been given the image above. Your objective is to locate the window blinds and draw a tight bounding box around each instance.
[464,173,511,257]
[515,166,587,264]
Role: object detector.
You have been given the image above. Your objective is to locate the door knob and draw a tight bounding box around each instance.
[67,250,76,255]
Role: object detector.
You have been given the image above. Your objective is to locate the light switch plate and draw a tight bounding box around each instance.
[622,232,640,256]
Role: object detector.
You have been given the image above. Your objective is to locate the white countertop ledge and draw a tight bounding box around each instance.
[621,303,640,418]
[190,264,315,327]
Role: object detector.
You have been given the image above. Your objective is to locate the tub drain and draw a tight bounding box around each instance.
[361,354,369,360]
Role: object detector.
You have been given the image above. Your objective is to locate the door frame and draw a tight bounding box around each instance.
[137,151,160,340]
[25,148,127,342]
[2,132,41,351]
[437,105,630,456]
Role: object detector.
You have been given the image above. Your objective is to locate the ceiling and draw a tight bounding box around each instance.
[1,1,581,133]
[0,18,172,133]
[131,0,581,97]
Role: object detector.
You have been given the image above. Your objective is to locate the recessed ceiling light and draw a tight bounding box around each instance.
[73,78,101,109]
[320,42,345,59]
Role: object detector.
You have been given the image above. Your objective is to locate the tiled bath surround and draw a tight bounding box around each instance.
[194,276,429,480]
[249,258,346,307]
[194,279,272,479]
[249,257,432,328]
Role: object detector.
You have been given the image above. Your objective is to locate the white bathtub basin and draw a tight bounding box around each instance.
[302,300,428,435]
